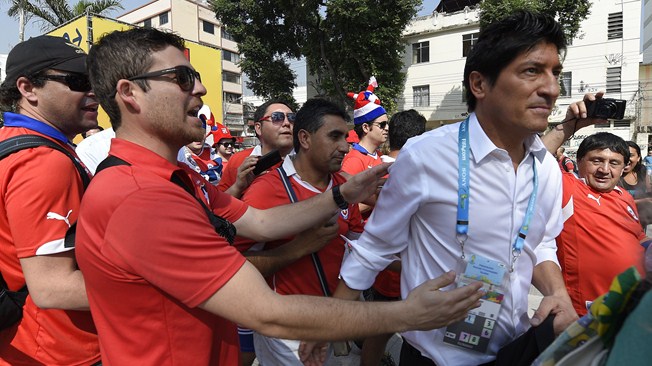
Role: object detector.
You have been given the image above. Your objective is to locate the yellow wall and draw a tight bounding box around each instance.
[47,15,223,142]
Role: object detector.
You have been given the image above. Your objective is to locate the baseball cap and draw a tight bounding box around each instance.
[211,123,235,145]
[2,35,87,89]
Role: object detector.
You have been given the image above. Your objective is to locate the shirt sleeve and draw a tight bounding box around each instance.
[535,160,565,266]
[6,148,84,257]
[340,148,423,290]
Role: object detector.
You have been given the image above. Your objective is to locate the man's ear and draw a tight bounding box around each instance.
[254,121,263,137]
[115,79,140,113]
[16,76,38,103]
[468,71,488,101]
[362,123,371,134]
[297,129,310,150]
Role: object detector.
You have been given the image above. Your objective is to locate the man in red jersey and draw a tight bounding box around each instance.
[0,36,100,365]
[79,27,483,366]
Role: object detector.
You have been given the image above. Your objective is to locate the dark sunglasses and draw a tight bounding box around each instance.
[371,121,388,130]
[218,142,234,148]
[128,65,201,91]
[41,73,92,92]
[258,111,296,124]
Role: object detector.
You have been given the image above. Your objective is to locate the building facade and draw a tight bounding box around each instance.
[401,0,645,155]
[118,0,246,136]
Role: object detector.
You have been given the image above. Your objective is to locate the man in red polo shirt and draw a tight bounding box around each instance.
[80,27,484,366]
[0,36,100,365]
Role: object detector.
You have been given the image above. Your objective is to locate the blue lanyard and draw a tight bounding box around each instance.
[3,112,73,146]
[456,117,538,271]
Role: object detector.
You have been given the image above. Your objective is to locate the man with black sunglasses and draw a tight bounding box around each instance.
[0,36,100,365]
[80,27,483,366]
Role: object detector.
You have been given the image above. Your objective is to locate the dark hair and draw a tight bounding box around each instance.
[388,109,426,151]
[463,10,566,111]
[0,71,46,113]
[576,132,629,163]
[293,98,348,152]
[625,140,645,178]
[87,28,186,129]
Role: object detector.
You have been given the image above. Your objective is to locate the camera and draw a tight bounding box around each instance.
[585,98,626,120]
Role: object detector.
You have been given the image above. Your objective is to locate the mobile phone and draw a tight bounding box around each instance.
[252,149,282,175]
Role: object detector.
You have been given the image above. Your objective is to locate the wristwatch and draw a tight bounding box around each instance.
[332,185,349,210]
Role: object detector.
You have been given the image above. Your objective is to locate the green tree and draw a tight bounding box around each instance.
[479,0,591,42]
[211,0,421,112]
[7,0,123,31]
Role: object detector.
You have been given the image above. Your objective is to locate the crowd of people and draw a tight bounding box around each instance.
[0,9,649,366]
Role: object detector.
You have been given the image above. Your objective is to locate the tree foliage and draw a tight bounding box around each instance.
[6,0,123,31]
[479,0,592,43]
[211,0,421,112]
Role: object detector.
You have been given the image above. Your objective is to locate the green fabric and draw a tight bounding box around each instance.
[605,290,652,366]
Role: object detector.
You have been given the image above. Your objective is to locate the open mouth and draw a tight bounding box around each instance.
[188,105,202,117]
[81,105,98,112]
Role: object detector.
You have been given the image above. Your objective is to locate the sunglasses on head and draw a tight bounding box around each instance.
[258,111,296,124]
[41,73,92,92]
[128,65,201,92]
[371,121,388,130]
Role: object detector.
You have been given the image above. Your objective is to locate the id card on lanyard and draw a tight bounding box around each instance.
[442,117,538,354]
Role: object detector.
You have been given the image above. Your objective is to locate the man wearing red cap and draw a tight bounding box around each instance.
[0,35,100,365]
[212,123,236,167]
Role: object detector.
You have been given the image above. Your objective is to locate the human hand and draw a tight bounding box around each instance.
[298,341,328,366]
[530,294,578,335]
[294,215,339,257]
[403,271,483,331]
[233,156,258,191]
[562,92,607,132]
[339,163,391,204]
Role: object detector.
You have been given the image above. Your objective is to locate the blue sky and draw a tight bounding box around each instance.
[0,0,441,54]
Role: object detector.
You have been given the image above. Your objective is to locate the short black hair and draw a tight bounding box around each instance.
[576,132,629,163]
[293,98,348,152]
[388,109,426,151]
[463,10,566,111]
[0,71,46,113]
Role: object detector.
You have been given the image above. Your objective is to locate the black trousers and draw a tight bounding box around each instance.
[399,341,497,366]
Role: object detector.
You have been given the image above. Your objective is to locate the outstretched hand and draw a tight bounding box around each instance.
[339,163,391,204]
[404,271,484,331]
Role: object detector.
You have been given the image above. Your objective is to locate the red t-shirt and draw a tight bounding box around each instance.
[76,139,248,366]
[238,160,363,296]
[0,125,99,366]
[217,147,254,191]
[556,172,646,315]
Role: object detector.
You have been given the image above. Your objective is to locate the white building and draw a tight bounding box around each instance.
[0,54,7,83]
[401,0,644,155]
[117,0,246,135]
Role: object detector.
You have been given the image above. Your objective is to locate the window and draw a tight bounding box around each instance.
[413,85,430,107]
[222,29,235,41]
[606,67,621,93]
[559,71,572,97]
[608,12,623,40]
[143,18,151,28]
[462,32,479,57]
[224,92,241,103]
[203,21,215,34]
[222,71,240,84]
[159,12,168,25]
[223,50,241,63]
[412,41,429,64]
[613,120,630,127]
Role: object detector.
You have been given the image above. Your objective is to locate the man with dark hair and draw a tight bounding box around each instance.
[236,98,364,365]
[217,98,296,195]
[546,132,647,316]
[329,11,584,365]
[79,27,483,365]
[384,109,427,162]
[0,35,100,365]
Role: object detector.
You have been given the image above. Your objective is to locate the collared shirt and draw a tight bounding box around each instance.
[76,127,115,174]
[339,113,563,366]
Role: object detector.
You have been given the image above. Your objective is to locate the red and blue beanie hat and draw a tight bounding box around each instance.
[347,76,387,125]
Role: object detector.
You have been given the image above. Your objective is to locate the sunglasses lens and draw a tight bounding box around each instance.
[287,113,296,123]
[71,76,92,92]
[270,112,285,122]
[177,67,194,91]
[380,122,387,129]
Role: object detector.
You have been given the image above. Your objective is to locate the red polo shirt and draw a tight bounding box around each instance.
[76,139,248,366]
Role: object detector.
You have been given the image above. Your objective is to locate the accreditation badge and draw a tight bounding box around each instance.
[443,254,508,353]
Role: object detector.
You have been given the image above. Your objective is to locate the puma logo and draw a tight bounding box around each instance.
[46,210,72,228]
[587,194,601,206]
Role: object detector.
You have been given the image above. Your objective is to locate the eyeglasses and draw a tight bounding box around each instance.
[41,73,92,92]
[371,121,388,130]
[258,111,296,124]
[218,142,234,148]
[127,65,201,91]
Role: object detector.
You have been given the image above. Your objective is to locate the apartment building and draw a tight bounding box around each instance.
[401,0,645,154]
[118,0,245,136]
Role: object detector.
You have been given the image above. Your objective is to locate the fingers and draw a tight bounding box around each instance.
[426,270,457,290]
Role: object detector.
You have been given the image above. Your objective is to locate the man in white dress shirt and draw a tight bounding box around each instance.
[326,11,586,366]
